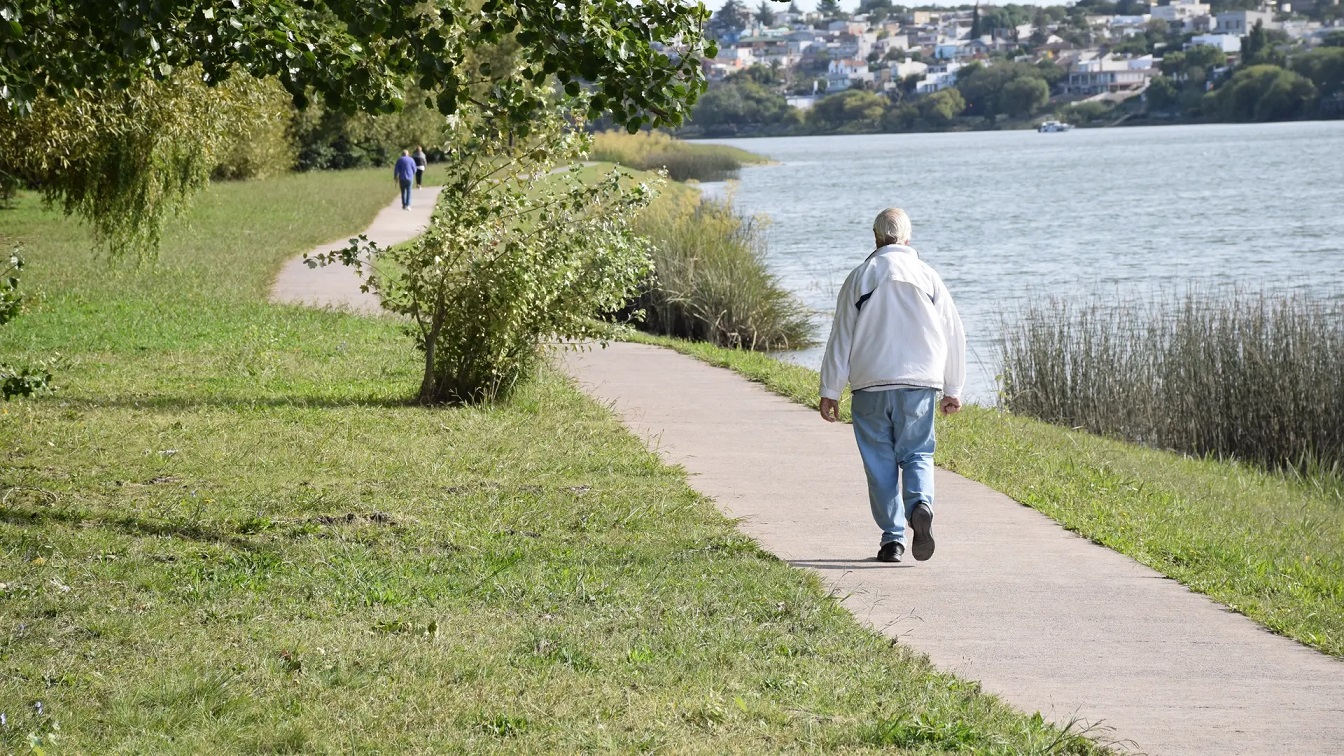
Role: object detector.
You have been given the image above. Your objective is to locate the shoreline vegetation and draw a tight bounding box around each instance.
[627,330,1344,658]
[589,129,770,182]
[581,131,816,351]
[1000,290,1344,477]
[0,170,1101,752]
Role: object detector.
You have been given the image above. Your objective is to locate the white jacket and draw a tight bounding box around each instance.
[819,244,966,401]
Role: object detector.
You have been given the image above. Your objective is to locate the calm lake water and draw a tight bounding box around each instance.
[698,122,1344,403]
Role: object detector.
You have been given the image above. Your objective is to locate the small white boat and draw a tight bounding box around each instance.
[1038,119,1074,133]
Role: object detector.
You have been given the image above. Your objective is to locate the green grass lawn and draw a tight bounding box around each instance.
[0,171,1098,752]
[629,333,1344,658]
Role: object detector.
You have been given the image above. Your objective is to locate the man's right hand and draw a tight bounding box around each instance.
[819,397,840,423]
[940,396,962,416]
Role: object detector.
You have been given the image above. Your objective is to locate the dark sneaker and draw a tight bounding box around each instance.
[910,503,935,562]
[877,541,903,563]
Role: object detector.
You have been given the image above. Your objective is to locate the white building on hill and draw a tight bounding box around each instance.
[1189,33,1242,52]
[1215,9,1278,34]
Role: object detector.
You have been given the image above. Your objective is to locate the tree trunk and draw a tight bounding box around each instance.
[417,296,445,404]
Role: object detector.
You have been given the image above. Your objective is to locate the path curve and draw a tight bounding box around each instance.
[270,187,442,313]
[561,343,1344,756]
[269,190,1344,755]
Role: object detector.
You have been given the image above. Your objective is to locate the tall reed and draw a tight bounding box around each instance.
[1000,290,1344,475]
[590,130,766,182]
[628,193,814,350]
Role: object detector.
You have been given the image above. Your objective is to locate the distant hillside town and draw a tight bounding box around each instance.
[677,0,1344,134]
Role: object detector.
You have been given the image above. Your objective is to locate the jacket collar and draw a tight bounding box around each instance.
[869,243,917,260]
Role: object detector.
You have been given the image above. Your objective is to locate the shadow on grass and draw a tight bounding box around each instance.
[56,393,420,412]
[0,504,275,553]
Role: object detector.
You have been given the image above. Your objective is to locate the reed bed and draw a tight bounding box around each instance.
[628,193,814,350]
[1000,290,1344,476]
[590,130,766,182]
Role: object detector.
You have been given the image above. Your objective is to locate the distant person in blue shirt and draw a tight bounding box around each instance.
[394,150,417,210]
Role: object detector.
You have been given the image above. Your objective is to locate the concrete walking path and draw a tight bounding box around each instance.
[270,187,442,313]
[561,342,1344,756]
[270,194,1343,755]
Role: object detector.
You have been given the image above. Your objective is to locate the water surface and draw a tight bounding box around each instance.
[698,122,1344,403]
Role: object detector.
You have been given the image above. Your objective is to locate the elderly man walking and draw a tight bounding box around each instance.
[393,149,417,210]
[819,208,966,564]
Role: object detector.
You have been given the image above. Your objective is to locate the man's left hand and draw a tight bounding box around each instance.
[819,397,840,423]
[940,396,962,416]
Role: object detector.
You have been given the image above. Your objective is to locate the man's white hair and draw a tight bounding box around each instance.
[873,208,912,246]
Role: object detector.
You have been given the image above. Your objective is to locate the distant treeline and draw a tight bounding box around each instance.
[682,34,1344,138]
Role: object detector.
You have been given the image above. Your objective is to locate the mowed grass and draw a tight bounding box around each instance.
[631,332,1344,657]
[0,171,1098,752]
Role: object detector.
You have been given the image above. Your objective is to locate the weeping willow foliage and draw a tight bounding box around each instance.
[0,70,293,256]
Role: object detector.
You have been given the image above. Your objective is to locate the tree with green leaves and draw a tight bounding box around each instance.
[1030,9,1052,47]
[690,70,795,135]
[0,73,299,255]
[757,1,777,26]
[1211,64,1317,121]
[1291,47,1344,98]
[1146,75,1181,111]
[956,61,1051,119]
[1,0,716,255]
[1186,45,1229,72]
[1001,76,1050,118]
[709,0,751,40]
[919,89,968,126]
[1242,20,1274,67]
[818,0,843,20]
[1161,51,1188,77]
[808,89,886,132]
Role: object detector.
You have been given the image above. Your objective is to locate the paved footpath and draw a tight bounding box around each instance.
[271,187,442,313]
[561,342,1344,756]
[273,198,1343,755]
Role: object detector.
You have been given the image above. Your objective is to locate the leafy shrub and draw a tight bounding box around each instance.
[315,112,652,405]
[628,192,814,350]
[1001,291,1344,476]
[212,78,297,180]
[0,248,55,399]
[1058,100,1115,125]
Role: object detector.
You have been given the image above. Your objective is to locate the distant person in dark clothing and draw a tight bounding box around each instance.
[394,150,417,210]
[413,146,427,188]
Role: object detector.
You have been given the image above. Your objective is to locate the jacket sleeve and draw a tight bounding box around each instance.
[935,278,966,399]
[820,270,858,401]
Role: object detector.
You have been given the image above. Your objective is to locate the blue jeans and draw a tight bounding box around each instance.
[400,179,413,209]
[851,387,937,547]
